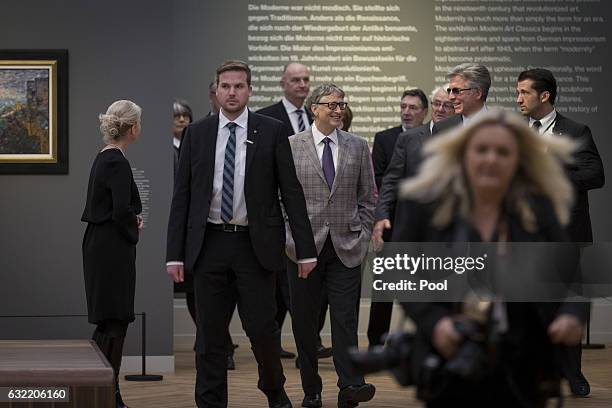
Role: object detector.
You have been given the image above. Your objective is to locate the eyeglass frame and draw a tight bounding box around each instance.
[447,87,477,95]
[430,100,455,111]
[313,101,348,111]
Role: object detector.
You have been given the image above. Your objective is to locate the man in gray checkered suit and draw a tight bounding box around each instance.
[285,84,377,408]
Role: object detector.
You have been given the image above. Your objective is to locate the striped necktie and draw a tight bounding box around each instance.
[221,122,237,223]
[295,109,306,132]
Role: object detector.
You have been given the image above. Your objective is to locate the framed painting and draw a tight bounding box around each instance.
[0,50,68,174]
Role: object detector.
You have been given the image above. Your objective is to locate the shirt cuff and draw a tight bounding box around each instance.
[166,261,184,266]
[297,258,317,264]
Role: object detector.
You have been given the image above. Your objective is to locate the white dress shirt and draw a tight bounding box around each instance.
[530,109,557,138]
[282,97,310,134]
[173,136,180,149]
[311,123,339,172]
[209,108,249,225]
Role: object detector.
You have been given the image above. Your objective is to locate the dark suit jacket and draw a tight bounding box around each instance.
[372,125,403,189]
[166,111,317,271]
[173,144,179,178]
[257,100,313,138]
[552,113,604,242]
[431,114,462,135]
[374,123,431,222]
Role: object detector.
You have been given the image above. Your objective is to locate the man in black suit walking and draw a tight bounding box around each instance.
[517,68,605,397]
[167,60,318,408]
[258,62,313,137]
[367,88,428,346]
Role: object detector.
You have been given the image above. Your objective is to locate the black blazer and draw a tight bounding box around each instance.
[374,123,432,222]
[553,113,604,242]
[431,114,462,135]
[166,111,317,271]
[257,100,313,138]
[372,125,403,189]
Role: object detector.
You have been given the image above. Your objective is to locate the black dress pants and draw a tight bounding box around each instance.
[288,235,364,394]
[367,301,393,347]
[193,228,285,408]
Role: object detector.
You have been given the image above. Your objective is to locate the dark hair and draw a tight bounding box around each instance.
[401,88,428,109]
[216,60,251,86]
[173,99,193,122]
[518,68,557,105]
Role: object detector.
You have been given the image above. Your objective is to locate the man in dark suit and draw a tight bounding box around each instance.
[517,68,605,397]
[367,88,428,346]
[257,63,313,137]
[167,60,318,408]
[368,86,454,346]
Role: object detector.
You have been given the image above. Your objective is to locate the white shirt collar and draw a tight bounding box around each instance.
[312,123,338,145]
[219,107,249,130]
[530,109,557,133]
[173,136,181,149]
[429,121,434,133]
[282,97,305,114]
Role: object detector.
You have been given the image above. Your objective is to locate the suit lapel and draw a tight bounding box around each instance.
[246,111,260,175]
[330,129,348,197]
[202,116,220,196]
[276,101,294,134]
[302,130,327,184]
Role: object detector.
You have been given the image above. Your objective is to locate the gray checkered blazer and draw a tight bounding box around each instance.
[285,129,377,268]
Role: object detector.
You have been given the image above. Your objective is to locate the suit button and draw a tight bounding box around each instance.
[328,199,333,204]
[325,221,330,226]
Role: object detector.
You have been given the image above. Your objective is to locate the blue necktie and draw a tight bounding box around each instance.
[322,137,335,190]
[221,122,237,223]
[295,109,306,132]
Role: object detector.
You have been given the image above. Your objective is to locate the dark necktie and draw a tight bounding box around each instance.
[322,137,335,190]
[221,122,237,223]
[532,120,542,133]
[295,109,306,132]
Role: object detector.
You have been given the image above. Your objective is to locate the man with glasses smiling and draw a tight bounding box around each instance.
[434,63,492,134]
[285,84,377,408]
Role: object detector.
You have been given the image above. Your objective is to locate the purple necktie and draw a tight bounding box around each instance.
[322,137,335,190]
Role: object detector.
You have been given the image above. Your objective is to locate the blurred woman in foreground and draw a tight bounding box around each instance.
[393,109,586,407]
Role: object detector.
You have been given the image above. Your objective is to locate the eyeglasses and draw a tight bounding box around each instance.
[431,101,455,111]
[447,87,476,95]
[314,101,348,111]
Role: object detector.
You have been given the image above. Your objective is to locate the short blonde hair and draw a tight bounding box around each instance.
[99,100,142,143]
[400,108,575,232]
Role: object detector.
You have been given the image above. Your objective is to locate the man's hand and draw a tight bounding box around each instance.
[371,219,391,251]
[136,215,144,231]
[548,314,584,346]
[432,317,463,360]
[298,261,317,279]
[167,264,184,283]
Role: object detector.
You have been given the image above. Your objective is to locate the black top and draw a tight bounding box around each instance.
[81,148,142,244]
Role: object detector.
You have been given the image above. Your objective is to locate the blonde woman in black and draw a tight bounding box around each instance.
[82,100,142,408]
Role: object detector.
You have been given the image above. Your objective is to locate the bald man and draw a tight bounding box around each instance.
[258,63,313,137]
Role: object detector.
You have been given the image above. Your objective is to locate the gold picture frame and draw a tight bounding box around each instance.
[0,50,68,173]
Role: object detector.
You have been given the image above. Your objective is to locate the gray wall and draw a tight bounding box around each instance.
[0,0,174,356]
[1,1,611,359]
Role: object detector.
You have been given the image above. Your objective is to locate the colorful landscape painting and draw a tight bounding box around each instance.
[0,68,50,155]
